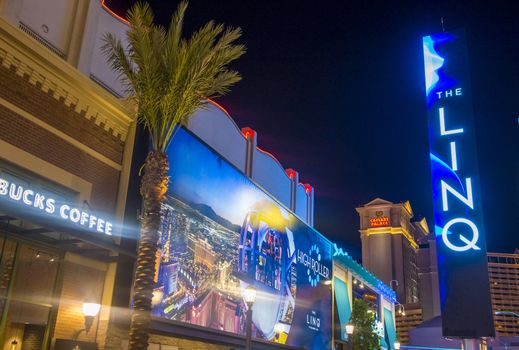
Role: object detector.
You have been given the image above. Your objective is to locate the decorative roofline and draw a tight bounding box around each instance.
[0,17,133,140]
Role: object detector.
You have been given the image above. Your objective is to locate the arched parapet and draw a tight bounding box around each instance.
[186,101,247,172]
[77,0,129,97]
[295,183,314,225]
[251,146,291,208]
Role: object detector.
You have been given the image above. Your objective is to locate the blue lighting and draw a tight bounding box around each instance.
[422,29,494,337]
[423,36,444,96]
[422,33,457,107]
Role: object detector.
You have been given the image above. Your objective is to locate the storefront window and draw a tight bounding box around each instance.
[0,237,17,318]
[0,244,59,350]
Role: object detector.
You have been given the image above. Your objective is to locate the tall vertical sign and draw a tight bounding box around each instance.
[422,30,494,337]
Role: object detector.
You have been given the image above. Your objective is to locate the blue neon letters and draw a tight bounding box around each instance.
[422,30,494,337]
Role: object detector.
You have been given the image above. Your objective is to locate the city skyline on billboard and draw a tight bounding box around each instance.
[151,127,332,350]
[422,29,494,337]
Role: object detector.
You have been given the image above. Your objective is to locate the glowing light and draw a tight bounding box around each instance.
[441,218,480,252]
[101,0,129,24]
[439,107,464,136]
[303,184,313,194]
[285,168,297,179]
[82,302,101,317]
[423,36,445,96]
[450,142,458,171]
[345,323,354,335]
[441,178,474,211]
[242,285,257,305]
[369,216,389,227]
[0,177,113,235]
[241,127,256,139]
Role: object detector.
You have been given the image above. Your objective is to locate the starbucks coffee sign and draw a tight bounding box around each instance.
[0,177,113,236]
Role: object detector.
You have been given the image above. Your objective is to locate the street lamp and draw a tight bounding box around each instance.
[243,285,257,350]
[345,323,354,350]
[345,323,354,335]
[396,303,406,316]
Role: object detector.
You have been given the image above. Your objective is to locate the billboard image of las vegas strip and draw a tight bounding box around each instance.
[151,127,332,350]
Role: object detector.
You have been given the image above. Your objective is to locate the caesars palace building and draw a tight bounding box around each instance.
[0,1,397,350]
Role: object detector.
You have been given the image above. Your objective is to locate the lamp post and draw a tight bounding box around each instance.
[345,323,354,350]
[243,285,257,350]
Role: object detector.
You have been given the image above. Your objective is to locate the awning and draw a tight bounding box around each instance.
[334,276,351,341]
[384,307,397,350]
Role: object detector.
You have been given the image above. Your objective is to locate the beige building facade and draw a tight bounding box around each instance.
[357,198,441,344]
[488,252,519,337]
[0,3,135,350]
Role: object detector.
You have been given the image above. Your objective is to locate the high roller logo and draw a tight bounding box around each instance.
[298,244,330,287]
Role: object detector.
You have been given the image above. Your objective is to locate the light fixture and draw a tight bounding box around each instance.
[345,323,354,335]
[397,303,406,317]
[394,341,401,349]
[82,302,101,317]
[36,252,40,258]
[10,339,18,350]
[81,298,101,335]
[243,285,257,350]
[49,256,55,262]
[243,285,257,306]
[359,283,365,289]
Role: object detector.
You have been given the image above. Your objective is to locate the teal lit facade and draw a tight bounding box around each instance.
[333,244,397,349]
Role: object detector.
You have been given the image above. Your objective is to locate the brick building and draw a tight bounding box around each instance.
[0,0,135,349]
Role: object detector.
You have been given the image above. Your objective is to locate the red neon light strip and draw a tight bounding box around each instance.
[101,0,129,24]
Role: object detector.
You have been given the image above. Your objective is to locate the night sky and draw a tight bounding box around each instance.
[107,0,518,257]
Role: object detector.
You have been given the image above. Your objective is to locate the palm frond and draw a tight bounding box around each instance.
[103,1,246,151]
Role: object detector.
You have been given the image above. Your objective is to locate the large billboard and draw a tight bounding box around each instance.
[151,127,332,350]
[422,29,494,337]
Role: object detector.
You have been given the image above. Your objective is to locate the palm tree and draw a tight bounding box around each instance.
[102,2,245,350]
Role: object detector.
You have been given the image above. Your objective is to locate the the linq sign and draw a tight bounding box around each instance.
[422,29,494,337]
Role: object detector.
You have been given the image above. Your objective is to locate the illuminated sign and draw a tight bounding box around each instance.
[422,29,494,337]
[297,244,330,287]
[0,177,113,235]
[369,216,389,227]
[151,128,332,350]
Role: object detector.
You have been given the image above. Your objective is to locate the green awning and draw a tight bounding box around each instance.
[384,307,397,350]
[334,276,351,341]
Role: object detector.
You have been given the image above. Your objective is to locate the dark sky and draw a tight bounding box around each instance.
[107,0,519,257]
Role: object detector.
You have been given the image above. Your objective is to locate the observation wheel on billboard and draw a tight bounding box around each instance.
[237,200,297,340]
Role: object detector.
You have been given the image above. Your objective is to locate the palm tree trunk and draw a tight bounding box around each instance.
[128,150,169,350]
